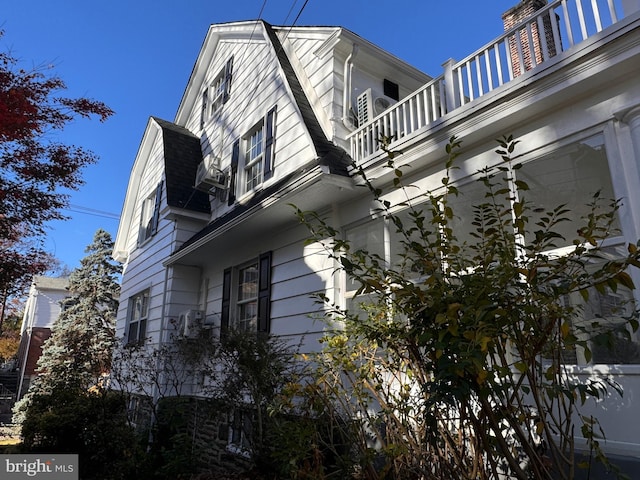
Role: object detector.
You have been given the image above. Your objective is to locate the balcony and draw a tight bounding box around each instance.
[347,0,638,163]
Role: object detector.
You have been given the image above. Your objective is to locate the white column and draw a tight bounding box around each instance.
[442,58,460,113]
[621,106,640,161]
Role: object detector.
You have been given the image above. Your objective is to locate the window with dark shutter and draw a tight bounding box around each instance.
[138,180,163,245]
[221,252,272,336]
[210,56,235,116]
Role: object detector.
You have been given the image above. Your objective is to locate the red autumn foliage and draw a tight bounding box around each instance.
[0,30,114,295]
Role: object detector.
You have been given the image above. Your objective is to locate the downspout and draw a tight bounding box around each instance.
[145,263,171,448]
[342,43,359,131]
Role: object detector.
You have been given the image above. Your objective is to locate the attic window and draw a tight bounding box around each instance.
[227,105,277,205]
[138,181,163,246]
[204,56,234,125]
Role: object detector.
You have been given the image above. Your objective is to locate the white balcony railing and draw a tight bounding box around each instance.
[348,0,632,162]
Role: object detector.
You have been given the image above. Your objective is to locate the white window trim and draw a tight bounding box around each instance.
[138,181,162,246]
[126,289,150,345]
[232,260,260,332]
[242,122,265,195]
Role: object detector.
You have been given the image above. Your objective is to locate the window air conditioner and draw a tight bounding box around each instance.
[195,154,227,193]
[356,88,397,127]
[178,309,204,337]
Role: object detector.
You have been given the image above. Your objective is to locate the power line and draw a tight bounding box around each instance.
[65,204,120,220]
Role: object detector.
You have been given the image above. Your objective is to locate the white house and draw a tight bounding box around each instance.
[113,0,640,471]
[15,276,69,399]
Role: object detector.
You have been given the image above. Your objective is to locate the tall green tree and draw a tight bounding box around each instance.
[14,230,130,480]
[15,229,121,411]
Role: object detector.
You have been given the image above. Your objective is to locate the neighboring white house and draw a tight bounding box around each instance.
[15,276,69,399]
[113,0,640,468]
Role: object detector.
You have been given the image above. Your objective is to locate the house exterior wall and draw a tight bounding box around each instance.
[16,276,69,398]
[193,38,319,224]
[114,5,640,467]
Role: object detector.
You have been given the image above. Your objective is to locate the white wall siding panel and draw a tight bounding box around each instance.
[270,314,326,338]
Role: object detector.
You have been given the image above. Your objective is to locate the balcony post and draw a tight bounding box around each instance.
[442,58,460,113]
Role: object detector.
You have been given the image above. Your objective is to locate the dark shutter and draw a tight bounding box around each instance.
[200,90,208,128]
[228,139,240,206]
[263,106,277,180]
[257,251,272,334]
[223,56,234,103]
[221,267,232,338]
[151,180,163,235]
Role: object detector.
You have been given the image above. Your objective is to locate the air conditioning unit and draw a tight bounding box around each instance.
[195,154,226,192]
[178,309,204,337]
[356,88,397,126]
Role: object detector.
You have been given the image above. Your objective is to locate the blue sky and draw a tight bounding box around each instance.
[2,0,517,270]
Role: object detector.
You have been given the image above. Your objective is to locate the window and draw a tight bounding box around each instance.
[228,106,276,205]
[138,181,163,245]
[245,125,264,192]
[545,280,639,365]
[517,134,618,245]
[228,408,254,455]
[221,252,272,334]
[586,286,640,364]
[201,56,233,128]
[344,218,387,313]
[127,289,149,345]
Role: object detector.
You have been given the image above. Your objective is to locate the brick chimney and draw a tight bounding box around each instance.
[502,0,558,77]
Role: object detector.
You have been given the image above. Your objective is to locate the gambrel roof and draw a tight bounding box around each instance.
[169,21,357,261]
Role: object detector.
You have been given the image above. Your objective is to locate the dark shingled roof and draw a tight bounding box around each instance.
[153,117,211,214]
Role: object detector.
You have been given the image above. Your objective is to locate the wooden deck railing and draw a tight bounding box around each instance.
[348,0,631,162]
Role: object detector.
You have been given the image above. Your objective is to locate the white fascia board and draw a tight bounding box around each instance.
[112,118,163,263]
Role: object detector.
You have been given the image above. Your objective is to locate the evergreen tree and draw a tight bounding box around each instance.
[14,231,139,480]
[15,229,121,413]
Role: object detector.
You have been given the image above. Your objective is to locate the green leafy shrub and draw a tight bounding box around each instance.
[293,136,640,480]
